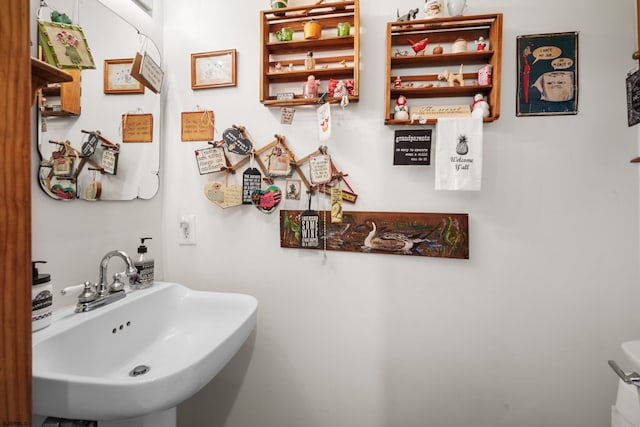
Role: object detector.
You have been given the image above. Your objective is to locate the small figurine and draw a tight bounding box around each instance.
[471,93,490,118]
[476,36,488,51]
[339,59,348,68]
[334,80,350,108]
[394,95,409,120]
[302,75,320,98]
[394,76,402,89]
[288,63,294,72]
[437,64,465,87]
[432,45,444,55]
[407,38,429,55]
[274,62,283,72]
[397,8,419,21]
[305,52,316,70]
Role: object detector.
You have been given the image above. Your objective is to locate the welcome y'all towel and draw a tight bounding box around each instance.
[434,117,483,191]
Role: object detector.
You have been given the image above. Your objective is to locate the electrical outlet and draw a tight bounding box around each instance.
[179,215,196,245]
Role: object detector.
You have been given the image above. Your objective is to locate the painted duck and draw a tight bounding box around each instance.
[362,221,429,254]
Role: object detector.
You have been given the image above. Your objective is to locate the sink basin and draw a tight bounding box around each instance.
[32,281,257,421]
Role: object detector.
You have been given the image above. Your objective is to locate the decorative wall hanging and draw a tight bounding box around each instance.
[243,166,263,204]
[204,180,243,209]
[222,126,253,155]
[435,117,483,191]
[626,69,640,127]
[130,51,163,94]
[517,32,579,116]
[252,186,282,214]
[38,20,95,69]
[181,110,214,141]
[122,113,153,143]
[191,49,237,89]
[280,211,469,259]
[393,130,431,165]
[195,145,228,175]
[104,58,144,94]
[286,179,302,200]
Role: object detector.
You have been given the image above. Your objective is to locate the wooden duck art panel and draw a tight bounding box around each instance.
[280,210,469,259]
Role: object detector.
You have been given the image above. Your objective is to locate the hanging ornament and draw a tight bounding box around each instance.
[252,186,282,214]
[204,180,242,209]
[309,149,332,185]
[242,167,262,205]
[317,102,332,142]
[222,126,253,155]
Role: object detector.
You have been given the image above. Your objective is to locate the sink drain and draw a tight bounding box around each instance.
[129,365,150,377]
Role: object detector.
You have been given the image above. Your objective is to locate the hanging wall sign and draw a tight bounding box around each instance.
[330,187,343,223]
[252,186,282,214]
[222,127,253,155]
[122,114,153,142]
[195,146,226,174]
[300,210,320,248]
[204,181,242,209]
[242,167,262,204]
[102,149,119,175]
[317,102,331,142]
[309,154,332,184]
[393,129,432,165]
[181,111,214,141]
[130,52,164,94]
[267,145,294,177]
[280,210,470,259]
[281,107,295,125]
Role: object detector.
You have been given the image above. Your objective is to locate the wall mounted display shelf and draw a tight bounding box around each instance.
[385,13,502,125]
[260,0,359,107]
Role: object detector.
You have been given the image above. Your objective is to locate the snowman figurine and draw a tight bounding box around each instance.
[394,95,409,120]
[471,93,490,119]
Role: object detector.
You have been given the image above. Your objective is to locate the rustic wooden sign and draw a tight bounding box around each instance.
[122,113,153,142]
[181,111,214,141]
[280,210,469,259]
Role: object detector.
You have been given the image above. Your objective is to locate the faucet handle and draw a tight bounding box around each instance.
[78,281,98,303]
[110,272,127,292]
[61,282,98,303]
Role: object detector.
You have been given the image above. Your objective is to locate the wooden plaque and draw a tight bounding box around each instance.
[122,113,153,143]
[181,111,214,141]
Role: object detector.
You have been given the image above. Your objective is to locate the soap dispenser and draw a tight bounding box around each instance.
[132,237,154,289]
[32,261,53,331]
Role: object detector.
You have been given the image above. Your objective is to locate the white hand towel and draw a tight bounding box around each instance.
[434,117,483,191]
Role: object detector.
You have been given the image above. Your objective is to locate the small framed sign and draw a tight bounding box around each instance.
[195,146,227,175]
[102,149,119,175]
[104,58,144,94]
[191,49,237,89]
[181,111,214,141]
[122,114,153,143]
[393,130,432,165]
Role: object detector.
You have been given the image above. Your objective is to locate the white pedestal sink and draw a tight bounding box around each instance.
[32,281,257,426]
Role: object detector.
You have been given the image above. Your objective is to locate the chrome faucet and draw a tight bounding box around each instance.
[62,250,139,313]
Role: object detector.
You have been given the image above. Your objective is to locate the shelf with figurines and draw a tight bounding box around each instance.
[260,0,359,107]
[384,13,502,125]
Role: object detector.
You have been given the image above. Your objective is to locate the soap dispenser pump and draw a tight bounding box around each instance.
[132,237,154,289]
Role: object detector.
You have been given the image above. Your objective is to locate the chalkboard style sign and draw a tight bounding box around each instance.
[627,70,640,127]
[393,130,431,165]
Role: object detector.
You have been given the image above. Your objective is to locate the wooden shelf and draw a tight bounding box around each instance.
[30,57,72,104]
[260,0,359,107]
[384,13,503,125]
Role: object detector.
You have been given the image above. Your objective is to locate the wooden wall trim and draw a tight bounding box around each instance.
[0,0,32,425]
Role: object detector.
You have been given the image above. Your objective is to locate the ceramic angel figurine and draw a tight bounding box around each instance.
[303,75,320,98]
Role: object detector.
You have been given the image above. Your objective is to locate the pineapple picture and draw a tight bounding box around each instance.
[455,134,469,155]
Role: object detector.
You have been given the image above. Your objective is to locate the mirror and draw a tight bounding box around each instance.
[36,0,161,201]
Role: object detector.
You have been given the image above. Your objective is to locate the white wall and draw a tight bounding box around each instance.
[32,0,640,426]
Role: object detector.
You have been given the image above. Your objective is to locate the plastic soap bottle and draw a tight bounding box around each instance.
[32,261,53,331]
[132,237,154,289]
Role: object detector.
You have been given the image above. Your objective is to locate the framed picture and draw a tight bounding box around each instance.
[38,20,95,69]
[516,32,579,116]
[104,59,145,94]
[191,49,237,89]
